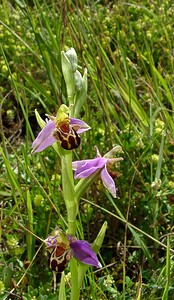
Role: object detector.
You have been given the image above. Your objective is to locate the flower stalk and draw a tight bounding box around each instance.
[31,48,122,298]
[61,152,77,236]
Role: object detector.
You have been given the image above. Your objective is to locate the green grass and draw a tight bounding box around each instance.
[1,0,174,299]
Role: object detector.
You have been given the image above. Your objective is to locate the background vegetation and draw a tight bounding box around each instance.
[1,0,174,299]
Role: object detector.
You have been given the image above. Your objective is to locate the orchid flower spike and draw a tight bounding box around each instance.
[32,104,90,153]
[72,146,123,198]
[45,228,102,273]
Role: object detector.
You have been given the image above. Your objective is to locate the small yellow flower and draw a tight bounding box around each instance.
[151,179,161,190]
[0,281,5,294]
[151,154,159,163]
[7,235,19,248]
[103,275,114,288]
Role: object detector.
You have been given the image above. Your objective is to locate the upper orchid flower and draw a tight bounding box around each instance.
[45,228,102,273]
[72,146,123,198]
[32,104,90,153]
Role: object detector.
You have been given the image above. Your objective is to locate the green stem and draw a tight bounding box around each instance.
[78,265,88,291]
[75,170,101,202]
[70,259,80,300]
[58,272,66,300]
[61,151,77,236]
[61,150,79,299]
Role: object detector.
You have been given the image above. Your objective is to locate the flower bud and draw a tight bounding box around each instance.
[74,70,82,91]
[64,47,78,72]
[74,68,88,117]
[61,51,75,98]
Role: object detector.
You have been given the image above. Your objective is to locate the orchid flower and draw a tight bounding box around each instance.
[32,105,90,153]
[45,228,102,272]
[72,146,123,198]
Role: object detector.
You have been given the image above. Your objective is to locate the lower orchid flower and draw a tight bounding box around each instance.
[45,228,102,273]
[72,146,123,198]
[32,104,90,153]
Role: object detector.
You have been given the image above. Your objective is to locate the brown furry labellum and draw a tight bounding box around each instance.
[48,243,73,273]
[53,122,81,150]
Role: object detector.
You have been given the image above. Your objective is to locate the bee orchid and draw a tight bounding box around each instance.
[32,105,90,152]
[45,228,102,273]
[72,146,123,198]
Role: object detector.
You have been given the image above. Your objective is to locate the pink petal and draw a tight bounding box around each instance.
[72,157,106,178]
[70,118,91,133]
[72,159,96,171]
[101,165,116,198]
[69,238,102,268]
[32,120,56,153]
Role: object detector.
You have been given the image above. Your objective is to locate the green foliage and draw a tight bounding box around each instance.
[1,0,174,299]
